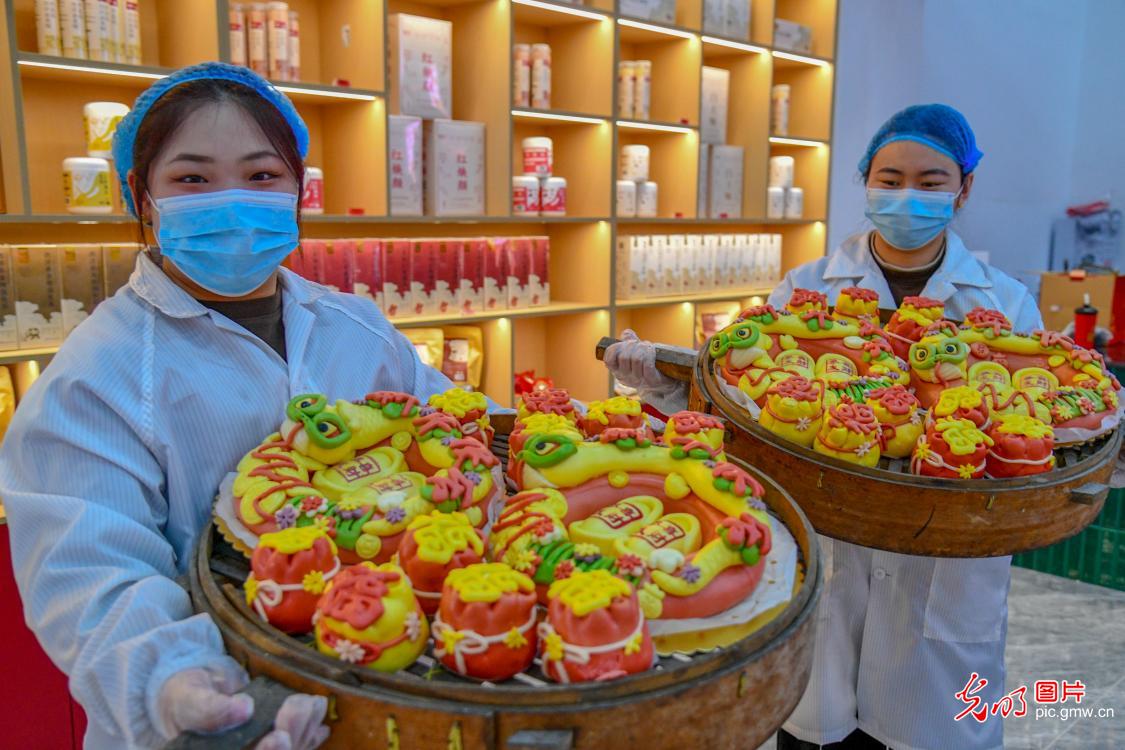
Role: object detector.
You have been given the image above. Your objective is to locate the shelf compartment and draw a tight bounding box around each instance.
[768,142,829,221]
[617,27,701,126]
[512,119,611,218]
[263,0,384,91]
[511,0,612,25]
[513,1,614,116]
[513,308,609,402]
[616,130,701,219]
[387,0,511,216]
[295,97,387,216]
[615,301,695,349]
[772,0,837,60]
[770,60,834,141]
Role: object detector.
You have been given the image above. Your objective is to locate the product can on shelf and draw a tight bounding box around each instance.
[99,0,119,62]
[83,102,129,159]
[771,84,791,137]
[521,136,553,178]
[540,176,567,217]
[121,0,141,65]
[531,43,551,110]
[229,4,247,67]
[768,155,795,189]
[63,157,113,214]
[287,10,300,81]
[617,61,635,119]
[766,186,785,219]
[302,166,324,214]
[513,44,531,108]
[633,60,652,121]
[247,3,268,76]
[784,186,804,219]
[266,2,289,81]
[619,144,650,182]
[84,0,103,60]
[59,0,87,59]
[512,175,540,216]
[637,181,658,218]
[36,0,62,57]
[616,179,637,217]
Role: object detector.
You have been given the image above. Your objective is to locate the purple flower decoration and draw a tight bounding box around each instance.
[275,505,298,530]
[679,564,702,584]
[576,553,600,565]
[419,406,437,416]
[703,460,717,468]
[747,497,767,512]
[441,436,454,446]
[466,472,483,485]
[385,507,407,524]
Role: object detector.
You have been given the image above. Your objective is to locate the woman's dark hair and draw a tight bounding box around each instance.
[131,78,304,241]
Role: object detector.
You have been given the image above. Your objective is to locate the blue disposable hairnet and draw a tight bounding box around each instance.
[112,62,309,216]
[858,103,983,178]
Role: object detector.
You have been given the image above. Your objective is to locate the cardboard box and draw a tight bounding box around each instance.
[0,247,17,351]
[769,234,782,283]
[724,0,750,40]
[433,240,460,314]
[506,237,532,309]
[619,0,675,25]
[61,245,105,336]
[458,239,486,314]
[709,145,744,219]
[1039,272,1116,332]
[774,18,812,54]
[381,240,413,319]
[299,240,327,284]
[483,239,508,311]
[718,235,737,289]
[410,240,439,315]
[529,236,550,307]
[616,236,641,300]
[13,245,64,347]
[354,240,383,309]
[388,14,452,119]
[102,244,141,297]
[671,235,692,294]
[702,235,721,291]
[322,240,356,293]
[700,67,730,145]
[424,120,486,217]
[389,115,424,216]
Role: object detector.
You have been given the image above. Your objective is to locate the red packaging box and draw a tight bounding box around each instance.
[433,240,460,314]
[381,240,413,318]
[410,240,439,316]
[285,246,304,276]
[353,240,383,309]
[484,239,508,311]
[300,240,327,283]
[506,237,532,309]
[529,236,550,307]
[322,240,356,293]
[458,239,486,314]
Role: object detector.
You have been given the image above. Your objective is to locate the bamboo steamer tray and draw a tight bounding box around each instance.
[174,417,822,750]
[594,336,1123,558]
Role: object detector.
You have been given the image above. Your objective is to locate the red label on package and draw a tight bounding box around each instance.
[541,183,566,213]
[411,241,439,315]
[459,239,485,314]
[523,147,551,176]
[300,240,326,283]
[530,236,550,306]
[322,240,356,293]
[484,240,508,310]
[301,175,324,211]
[354,240,382,305]
[434,241,460,313]
[381,240,412,318]
[507,238,531,309]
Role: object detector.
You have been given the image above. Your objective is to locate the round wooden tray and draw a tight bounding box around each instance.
[182,451,821,750]
[691,348,1122,558]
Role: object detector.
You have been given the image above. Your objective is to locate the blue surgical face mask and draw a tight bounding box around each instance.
[864,187,960,251]
[150,188,299,297]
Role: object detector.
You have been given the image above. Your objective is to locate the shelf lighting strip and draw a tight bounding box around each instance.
[700,36,767,54]
[616,120,694,134]
[513,0,608,21]
[770,50,831,67]
[512,109,606,124]
[18,59,379,101]
[617,18,697,40]
[769,136,826,148]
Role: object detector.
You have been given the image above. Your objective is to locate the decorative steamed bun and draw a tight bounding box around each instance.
[245,526,341,634]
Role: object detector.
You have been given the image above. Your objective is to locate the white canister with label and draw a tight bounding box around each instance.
[619,144,650,182]
[768,155,795,189]
[616,179,637,217]
[513,44,531,108]
[247,3,268,76]
[512,175,540,215]
[63,157,113,214]
[301,166,324,214]
[771,84,790,136]
[633,60,652,121]
[266,2,289,80]
[522,136,553,177]
[287,10,301,80]
[637,181,658,218]
[83,101,129,158]
[540,176,567,217]
[784,186,804,219]
[766,187,785,219]
[59,0,87,59]
[36,0,62,56]
[531,43,552,110]
[617,61,635,119]
[229,4,247,66]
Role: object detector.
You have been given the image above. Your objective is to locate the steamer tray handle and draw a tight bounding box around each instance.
[594,337,696,383]
[161,675,298,750]
[508,729,576,750]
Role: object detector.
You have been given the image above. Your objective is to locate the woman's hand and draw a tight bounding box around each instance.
[158,666,329,749]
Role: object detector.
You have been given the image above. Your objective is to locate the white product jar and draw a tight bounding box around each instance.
[784,186,804,219]
[63,157,113,214]
[766,186,786,219]
[768,155,795,189]
[620,144,650,182]
[512,175,541,215]
[522,136,553,177]
[540,176,567,217]
[83,101,130,158]
[301,166,324,214]
[616,179,637,217]
[637,180,658,218]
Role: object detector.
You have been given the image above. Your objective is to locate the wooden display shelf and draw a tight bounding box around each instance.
[767,142,830,222]
[258,0,384,91]
[512,108,608,125]
[617,22,701,126]
[512,118,612,217]
[295,97,387,216]
[513,308,609,402]
[0,346,59,365]
[617,129,700,219]
[615,217,823,227]
[513,0,613,116]
[302,214,610,225]
[511,0,612,25]
[616,287,774,309]
[394,300,603,327]
[770,62,834,142]
[773,0,838,60]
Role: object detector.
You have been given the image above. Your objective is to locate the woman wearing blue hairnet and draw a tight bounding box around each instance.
[0,63,462,749]
[607,104,1040,750]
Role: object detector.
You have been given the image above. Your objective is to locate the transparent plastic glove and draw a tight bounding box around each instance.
[603,329,688,416]
[254,694,331,750]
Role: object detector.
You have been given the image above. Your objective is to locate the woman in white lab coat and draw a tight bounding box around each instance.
[606,104,1041,750]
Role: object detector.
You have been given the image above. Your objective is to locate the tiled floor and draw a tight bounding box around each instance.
[756,568,1125,750]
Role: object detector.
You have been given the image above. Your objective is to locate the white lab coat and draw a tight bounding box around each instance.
[773,230,1043,750]
[0,254,458,749]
